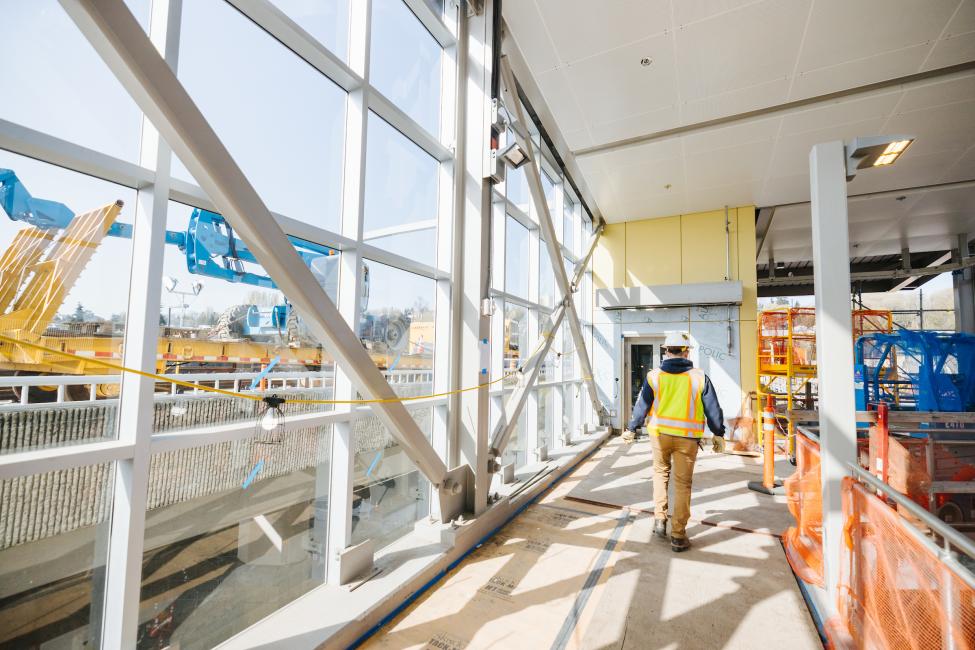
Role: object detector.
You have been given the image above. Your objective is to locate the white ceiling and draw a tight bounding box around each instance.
[503,0,975,258]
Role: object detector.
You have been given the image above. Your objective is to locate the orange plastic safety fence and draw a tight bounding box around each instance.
[837,478,975,650]
[783,432,824,587]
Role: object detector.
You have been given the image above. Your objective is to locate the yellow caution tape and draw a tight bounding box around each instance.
[0,332,564,405]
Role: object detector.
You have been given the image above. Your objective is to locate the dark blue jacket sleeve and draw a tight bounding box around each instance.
[626,380,654,431]
[702,376,726,436]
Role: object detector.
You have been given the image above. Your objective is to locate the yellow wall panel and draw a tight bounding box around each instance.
[592,223,625,289]
[624,217,681,287]
[680,209,732,284]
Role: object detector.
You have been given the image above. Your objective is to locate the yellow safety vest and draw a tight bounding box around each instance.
[645,367,707,438]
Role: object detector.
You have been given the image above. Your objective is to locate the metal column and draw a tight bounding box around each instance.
[456,0,494,514]
[98,1,179,646]
[954,234,975,333]
[810,140,858,601]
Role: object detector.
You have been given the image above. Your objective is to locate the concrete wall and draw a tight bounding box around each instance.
[591,207,757,428]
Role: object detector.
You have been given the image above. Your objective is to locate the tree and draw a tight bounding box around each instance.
[70,302,95,323]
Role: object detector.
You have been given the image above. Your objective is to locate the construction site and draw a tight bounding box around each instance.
[0,1,974,648]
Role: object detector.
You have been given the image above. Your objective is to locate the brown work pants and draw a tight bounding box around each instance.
[650,433,700,538]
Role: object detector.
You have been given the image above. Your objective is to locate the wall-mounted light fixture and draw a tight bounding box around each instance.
[845,135,914,180]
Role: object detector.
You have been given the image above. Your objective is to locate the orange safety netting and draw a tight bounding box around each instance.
[783,432,824,586]
[837,477,975,650]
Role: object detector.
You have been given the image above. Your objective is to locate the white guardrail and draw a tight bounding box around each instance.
[0,369,434,405]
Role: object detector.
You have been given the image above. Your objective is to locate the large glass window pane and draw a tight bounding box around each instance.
[350,406,432,550]
[271,0,350,61]
[499,396,527,468]
[353,261,435,548]
[0,151,134,452]
[152,202,336,436]
[138,426,331,648]
[363,114,439,265]
[542,171,557,216]
[176,0,346,232]
[539,241,556,308]
[0,463,115,648]
[370,0,443,136]
[359,260,436,376]
[563,193,576,254]
[503,302,527,388]
[1,1,149,163]
[505,216,529,300]
[538,318,557,383]
[538,386,554,451]
[562,323,576,380]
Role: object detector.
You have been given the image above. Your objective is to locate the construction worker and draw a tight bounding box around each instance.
[622,331,726,552]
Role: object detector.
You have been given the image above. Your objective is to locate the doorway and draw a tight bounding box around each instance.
[622,337,663,423]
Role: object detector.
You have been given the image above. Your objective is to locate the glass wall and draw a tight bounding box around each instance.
[0,0,597,645]
[0,464,115,648]
[0,150,135,450]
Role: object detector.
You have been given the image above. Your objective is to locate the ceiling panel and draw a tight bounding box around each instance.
[674,0,809,102]
[503,0,561,74]
[560,31,680,132]
[535,0,671,65]
[672,0,769,27]
[795,0,959,72]
[789,43,931,99]
[503,0,975,265]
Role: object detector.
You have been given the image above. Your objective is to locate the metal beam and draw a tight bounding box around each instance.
[498,55,608,424]
[575,61,975,159]
[571,224,603,290]
[758,256,975,287]
[769,177,975,210]
[225,0,362,91]
[59,0,459,502]
[755,206,775,260]
[810,140,858,602]
[456,0,493,513]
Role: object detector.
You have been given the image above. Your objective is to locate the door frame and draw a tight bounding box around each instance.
[621,335,664,425]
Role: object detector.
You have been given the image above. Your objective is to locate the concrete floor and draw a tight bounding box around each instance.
[362,437,821,649]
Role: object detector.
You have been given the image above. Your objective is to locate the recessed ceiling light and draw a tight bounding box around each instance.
[640,57,653,67]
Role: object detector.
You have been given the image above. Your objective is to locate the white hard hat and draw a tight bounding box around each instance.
[663,331,691,348]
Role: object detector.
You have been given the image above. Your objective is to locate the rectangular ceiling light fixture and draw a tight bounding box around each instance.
[845,135,914,179]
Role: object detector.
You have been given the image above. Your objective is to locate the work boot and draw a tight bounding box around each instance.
[653,519,667,539]
[670,536,690,553]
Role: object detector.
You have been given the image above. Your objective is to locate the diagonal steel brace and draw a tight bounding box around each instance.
[497,56,610,426]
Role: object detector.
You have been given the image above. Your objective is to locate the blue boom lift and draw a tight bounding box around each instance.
[0,168,407,348]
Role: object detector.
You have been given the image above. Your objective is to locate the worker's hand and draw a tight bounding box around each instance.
[711,436,726,453]
[622,429,637,443]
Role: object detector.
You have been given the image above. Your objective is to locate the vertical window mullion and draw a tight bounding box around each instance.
[326,0,371,585]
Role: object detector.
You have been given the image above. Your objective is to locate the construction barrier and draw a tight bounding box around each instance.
[784,428,975,648]
[783,431,824,586]
[837,477,975,649]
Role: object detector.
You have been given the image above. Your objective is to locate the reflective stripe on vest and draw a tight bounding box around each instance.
[646,368,706,438]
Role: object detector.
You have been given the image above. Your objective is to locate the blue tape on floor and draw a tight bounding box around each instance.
[550,508,632,650]
[348,439,607,649]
